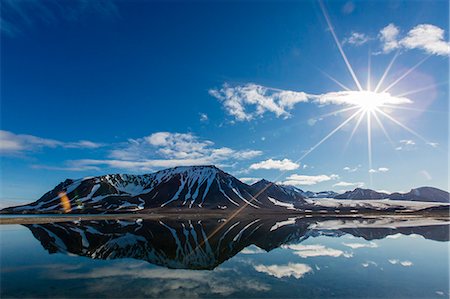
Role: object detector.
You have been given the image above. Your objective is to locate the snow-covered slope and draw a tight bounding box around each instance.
[251,180,306,204]
[3,166,305,214]
[2,166,448,214]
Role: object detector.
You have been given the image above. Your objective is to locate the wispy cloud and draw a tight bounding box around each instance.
[379,23,450,56]
[1,0,119,37]
[61,132,262,172]
[199,113,209,122]
[282,174,339,186]
[333,181,364,188]
[362,261,378,268]
[254,263,312,279]
[210,84,411,121]
[250,159,299,171]
[0,130,103,155]
[343,165,361,172]
[44,261,270,298]
[342,32,370,46]
[395,139,416,151]
[343,242,378,249]
[368,167,389,173]
[388,259,413,266]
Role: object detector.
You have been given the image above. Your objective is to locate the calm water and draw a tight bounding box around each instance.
[1,216,449,298]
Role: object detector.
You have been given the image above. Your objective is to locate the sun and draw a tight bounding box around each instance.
[293,0,437,187]
[356,91,390,112]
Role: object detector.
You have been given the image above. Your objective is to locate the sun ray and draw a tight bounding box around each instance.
[371,110,396,148]
[367,50,372,91]
[379,104,442,114]
[319,68,352,91]
[318,0,363,91]
[375,107,430,143]
[394,81,448,98]
[374,50,400,92]
[344,109,365,150]
[191,108,364,253]
[367,111,373,187]
[317,105,360,119]
[298,108,363,161]
[381,55,431,93]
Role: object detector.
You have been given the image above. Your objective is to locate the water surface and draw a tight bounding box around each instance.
[1,216,449,298]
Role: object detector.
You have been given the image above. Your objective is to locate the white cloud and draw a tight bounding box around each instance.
[379,23,401,53]
[343,165,360,172]
[379,23,450,56]
[282,174,338,186]
[386,233,402,239]
[254,263,312,279]
[400,24,450,56]
[314,90,411,106]
[343,32,370,46]
[362,261,378,268]
[0,130,103,154]
[209,83,309,121]
[239,177,261,184]
[396,139,417,151]
[199,113,209,122]
[234,150,263,160]
[343,242,378,249]
[369,167,389,173]
[389,259,413,267]
[66,132,262,172]
[400,139,415,145]
[333,181,364,188]
[210,84,412,121]
[250,159,299,171]
[111,132,261,161]
[282,244,352,258]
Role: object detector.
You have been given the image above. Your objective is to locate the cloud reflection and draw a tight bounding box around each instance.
[254,263,312,279]
[282,244,353,258]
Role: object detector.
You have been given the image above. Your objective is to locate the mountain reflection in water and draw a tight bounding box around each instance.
[25,216,449,270]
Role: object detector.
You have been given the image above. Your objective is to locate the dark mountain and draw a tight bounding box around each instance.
[251,179,305,203]
[335,187,450,203]
[335,188,390,199]
[2,165,448,214]
[2,166,308,214]
[389,187,450,203]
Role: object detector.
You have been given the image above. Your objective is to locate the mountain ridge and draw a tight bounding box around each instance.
[1,165,449,214]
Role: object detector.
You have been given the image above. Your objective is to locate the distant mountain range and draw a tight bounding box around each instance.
[335,187,449,202]
[1,165,449,214]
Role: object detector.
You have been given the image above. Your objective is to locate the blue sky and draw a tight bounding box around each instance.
[1,0,448,207]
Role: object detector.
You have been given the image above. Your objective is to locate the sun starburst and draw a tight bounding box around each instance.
[305,0,438,187]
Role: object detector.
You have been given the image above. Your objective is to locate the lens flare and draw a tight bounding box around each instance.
[58,192,71,213]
